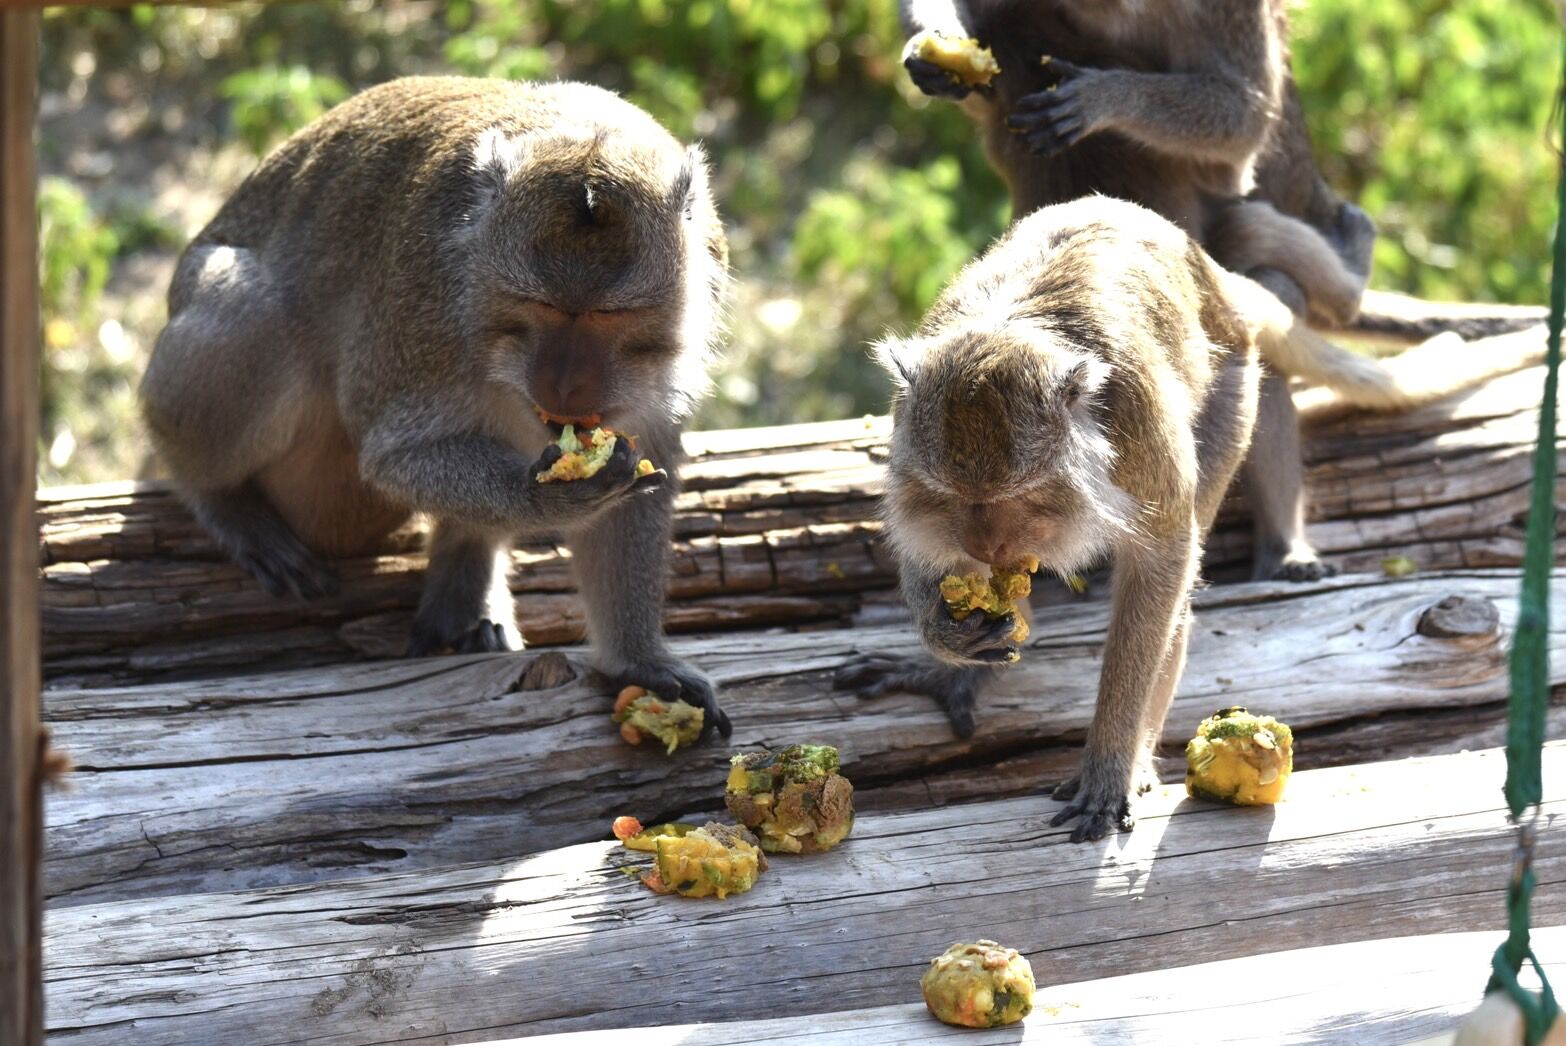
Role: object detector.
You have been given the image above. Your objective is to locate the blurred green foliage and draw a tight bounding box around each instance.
[35,0,1559,484]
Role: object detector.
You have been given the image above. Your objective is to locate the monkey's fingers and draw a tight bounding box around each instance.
[832,655,904,693]
[904,57,974,100]
[631,468,668,495]
[1049,785,1135,843]
[453,620,514,655]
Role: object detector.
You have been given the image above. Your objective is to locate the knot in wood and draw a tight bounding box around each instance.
[1417,595,1501,639]
[514,651,577,691]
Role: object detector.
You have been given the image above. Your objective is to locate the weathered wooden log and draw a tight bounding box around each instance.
[42,569,1564,907]
[512,928,1566,1045]
[36,362,1562,686]
[41,744,1566,1044]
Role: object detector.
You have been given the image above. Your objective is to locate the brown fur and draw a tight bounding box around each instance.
[850,196,1261,840]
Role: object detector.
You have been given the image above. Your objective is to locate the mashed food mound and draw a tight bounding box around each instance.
[910,30,1002,86]
[536,424,656,483]
[940,556,1038,644]
[612,686,704,755]
[921,940,1035,1028]
[637,821,767,899]
[725,744,854,854]
[1185,706,1294,806]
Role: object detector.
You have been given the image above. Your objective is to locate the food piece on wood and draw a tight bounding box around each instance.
[611,816,643,841]
[1382,555,1418,578]
[910,30,1002,86]
[638,822,767,899]
[1185,706,1294,806]
[940,556,1038,644]
[612,686,704,755]
[617,821,698,853]
[725,743,855,854]
[536,423,654,483]
[921,940,1036,1028]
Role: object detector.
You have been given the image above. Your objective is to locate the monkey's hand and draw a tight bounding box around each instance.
[924,603,1021,667]
[527,436,665,521]
[1050,759,1141,843]
[1006,59,1106,156]
[608,657,732,741]
[833,655,992,739]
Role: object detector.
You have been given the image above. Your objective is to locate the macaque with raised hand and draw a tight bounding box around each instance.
[140,77,733,737]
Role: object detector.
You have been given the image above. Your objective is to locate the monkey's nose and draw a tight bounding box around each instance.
[541,377,602,423]
[962,532,1010,566]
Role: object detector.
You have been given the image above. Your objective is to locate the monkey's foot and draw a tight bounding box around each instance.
[1256,549,1338,583]
[608,657,732,741]
[405,618,516,658]
[1006,60,1097,156]
[833,655,988,739]
[231,525,339,600]
[1050,770,1135,843]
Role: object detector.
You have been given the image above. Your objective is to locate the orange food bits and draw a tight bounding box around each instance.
[612,816,643,841]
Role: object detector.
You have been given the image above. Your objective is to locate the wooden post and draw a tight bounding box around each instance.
[1,10,42,1046]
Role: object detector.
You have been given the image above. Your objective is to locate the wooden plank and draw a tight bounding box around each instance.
[41,744,1566,1044]
[42,569,1565,906]
[1,10,42,1046]
[36,361,1562,686]
[511,927,1566,1045]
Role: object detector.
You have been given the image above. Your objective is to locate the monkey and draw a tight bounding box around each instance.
[139,77,734,738]
[839,195,1267,841]
[898,0,1545,582]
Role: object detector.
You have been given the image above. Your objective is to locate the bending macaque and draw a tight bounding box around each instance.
[836,195,1537,839]
[900,0,1544,580]
[141,77,733,737]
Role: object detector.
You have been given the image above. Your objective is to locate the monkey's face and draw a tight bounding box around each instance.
[877,326,1133,575]
[464,131,724,430]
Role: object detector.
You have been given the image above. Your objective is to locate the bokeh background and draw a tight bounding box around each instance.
[37,0,1559,486]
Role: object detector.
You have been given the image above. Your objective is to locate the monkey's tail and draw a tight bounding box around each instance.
[1347,289,1547,346]
[1230,273,1546,412]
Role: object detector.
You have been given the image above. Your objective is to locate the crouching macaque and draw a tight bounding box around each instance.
[140,78,733,737]
[835,195,1527,839]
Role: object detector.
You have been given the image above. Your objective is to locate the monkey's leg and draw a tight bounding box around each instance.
[183,481,339,599]
[141,245,339,599]
[1052,531,1197,842]
[567,429,732,740]
[407,521,518,657]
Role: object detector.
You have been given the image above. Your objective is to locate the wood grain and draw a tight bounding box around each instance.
[41,744,1566,1044]
[42,569,1564,907]
[37,361,1560,686]
[513,927,1566,1045]
[1,11,42,1046]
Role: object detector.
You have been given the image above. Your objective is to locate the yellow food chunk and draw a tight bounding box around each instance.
[612,686,704,755]
[725,744,855,854]
[921,940,1035,1028]
[939,556,1038,643]
[536,424,657,484]
[1185,706,1294,806]
[645,822,767,899]
[911,30,1002,86]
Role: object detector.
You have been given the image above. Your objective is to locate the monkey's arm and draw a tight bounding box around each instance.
[1008,2,1279,164]
[567,425,732,740]
[360,415,655,532]
[1052,526,1197,841]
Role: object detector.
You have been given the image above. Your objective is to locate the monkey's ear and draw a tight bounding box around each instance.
[872,336,918,389]
[473,127,531,192]
[1060,355,1110,407]
[671,144,710,219]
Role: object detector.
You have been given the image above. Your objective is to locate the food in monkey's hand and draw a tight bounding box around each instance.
[612,686,704,755]
[940,556,1039,645]
[909,30,1002,86]
[625,820,767,899]
[921,940,1036,1028]
[535,423,656,483]
[725,744,855,854]
[1185,706,1294,806]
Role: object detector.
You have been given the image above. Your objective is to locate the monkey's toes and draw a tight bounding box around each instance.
[1050,790,1134,843]
[237,540,338,601]
[1271,557,1337,583]
[832,655,903,695]
[454,620,514,655]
